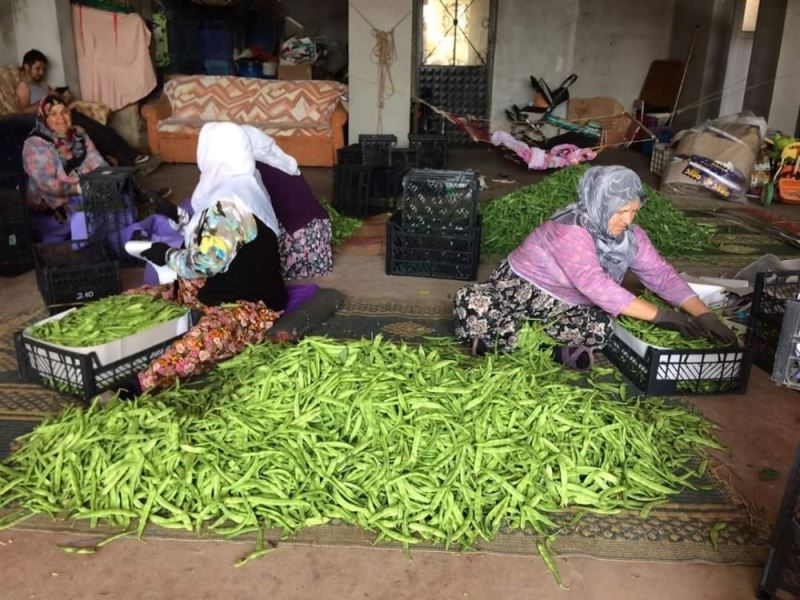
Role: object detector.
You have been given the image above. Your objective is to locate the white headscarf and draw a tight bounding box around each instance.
[240,125,301,176]
[188,122,280,245]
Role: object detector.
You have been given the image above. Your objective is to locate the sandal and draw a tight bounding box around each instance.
[471,337,489,357]
[556,345,594,370]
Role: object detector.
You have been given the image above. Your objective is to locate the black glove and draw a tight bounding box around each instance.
[696,312,740,347]
[140,242,170,266]
[652,308,704,339]
[148,192,179,222]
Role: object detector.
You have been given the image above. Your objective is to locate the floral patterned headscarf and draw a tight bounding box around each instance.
[30,94,87,174]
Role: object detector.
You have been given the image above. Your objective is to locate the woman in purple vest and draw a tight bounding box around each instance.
[243,126,333,280]
[453,166,737,368]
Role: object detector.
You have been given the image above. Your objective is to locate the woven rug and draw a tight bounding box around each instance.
[0,301,768,564]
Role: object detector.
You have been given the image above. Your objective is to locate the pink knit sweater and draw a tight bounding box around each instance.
[507,221,696,316]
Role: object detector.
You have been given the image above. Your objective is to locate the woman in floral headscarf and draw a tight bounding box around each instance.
[453,166,737,367]
[22,94,107,242]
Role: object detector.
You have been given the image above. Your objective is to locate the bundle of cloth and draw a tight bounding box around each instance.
[491,130,596,170]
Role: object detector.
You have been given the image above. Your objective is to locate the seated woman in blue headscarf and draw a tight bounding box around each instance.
[22,94,107,242]
[453,166,738,367]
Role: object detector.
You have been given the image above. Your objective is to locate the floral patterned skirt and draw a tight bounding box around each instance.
[453,260,613,352]
[126,279,280,392]
[278,218,333,280]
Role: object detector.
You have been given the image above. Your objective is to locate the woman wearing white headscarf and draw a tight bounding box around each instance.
[241,125,334,279]
[124,122,287,393]
[453,166,737,367]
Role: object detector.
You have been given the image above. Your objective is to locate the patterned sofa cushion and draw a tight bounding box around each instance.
[0,65,21,118]
[157,117,332,139]
[164,76,346,128]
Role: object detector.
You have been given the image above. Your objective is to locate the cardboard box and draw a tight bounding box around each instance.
[278,64,312,80]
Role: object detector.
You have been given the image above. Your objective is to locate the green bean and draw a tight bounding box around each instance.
[319,198,363,245]
[481,165,717,259]
[709,522,726,550]
[0,324,724,586]
[617,292,737,349]
[29,295,187,347]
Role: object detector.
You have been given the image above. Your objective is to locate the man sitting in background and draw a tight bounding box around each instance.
[15,49,157,170]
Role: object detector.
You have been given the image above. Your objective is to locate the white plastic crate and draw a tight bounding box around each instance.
[605,283,751,394]
[22,309,190,374]
[650,143,674,177]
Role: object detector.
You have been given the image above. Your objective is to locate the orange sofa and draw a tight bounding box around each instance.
[141,76,348,166]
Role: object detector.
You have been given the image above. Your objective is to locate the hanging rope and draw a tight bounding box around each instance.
[350,3,412,132]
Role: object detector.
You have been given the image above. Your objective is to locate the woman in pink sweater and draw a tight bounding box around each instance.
[453,166,737,367]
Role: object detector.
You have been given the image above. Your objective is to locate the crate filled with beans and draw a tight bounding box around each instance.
[15,294,190,402]
[603,284,751,395]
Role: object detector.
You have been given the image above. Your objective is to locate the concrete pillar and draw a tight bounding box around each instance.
[667,0,736,128]
[348,0,413,145]
[742,0,788,119]
[767,0,800,133]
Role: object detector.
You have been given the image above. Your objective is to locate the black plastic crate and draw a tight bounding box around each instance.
[333,163,372,218]
[758,443,800,599]
[408,133,449,169]
[400,169,480,232]
[78,167,138,265]
[14,330,181,404]
[372,148,420,200]
[359,134,397,167]
[385,211,481,281]
[0,179,33,277]
[34,241,121,314]
[747,270,800,373]
[602,331,751,396]
[337,144,362,165]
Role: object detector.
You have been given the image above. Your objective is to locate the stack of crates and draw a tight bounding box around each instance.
[757,443,800,599]
[333,134,450,218]
[34,241,121,315]
[0,176,33,277]
[746,270,800,374]
[385,169,481,281]
[408,134,449,169]
[76,166,138,265]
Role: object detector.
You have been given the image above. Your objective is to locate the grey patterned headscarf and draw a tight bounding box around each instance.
[551,166,645,282]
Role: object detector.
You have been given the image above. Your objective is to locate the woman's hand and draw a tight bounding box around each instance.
[652,308,703,338]
[695,312,739,346]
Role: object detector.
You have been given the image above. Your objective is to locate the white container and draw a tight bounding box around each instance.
[23,308,190,368]
[262,61,277,77]
[611,282,744,382]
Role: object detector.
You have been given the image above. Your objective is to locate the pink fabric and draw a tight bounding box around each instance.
[507,222,696,316]
[490,131,597,170]
[72,5,156,110]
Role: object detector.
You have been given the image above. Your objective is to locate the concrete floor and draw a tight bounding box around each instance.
[2,148,799,599]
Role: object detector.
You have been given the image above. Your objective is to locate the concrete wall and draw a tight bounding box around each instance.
[287,0,348,44]
[348,0,412,144]
[0,1,17,65]
[768,0,800,134]
[9,0,80,92]
[490,0,675,130]
[667,0,737,129]
[718,0,753,117]
[571,0,675,104]
[490,0,578,128]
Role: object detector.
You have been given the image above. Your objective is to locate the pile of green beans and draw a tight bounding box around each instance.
[28,295,187,347]
[617,293,729,350]
[481,165,717,258]
[0,325,722,580]
[320,198,363,246]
